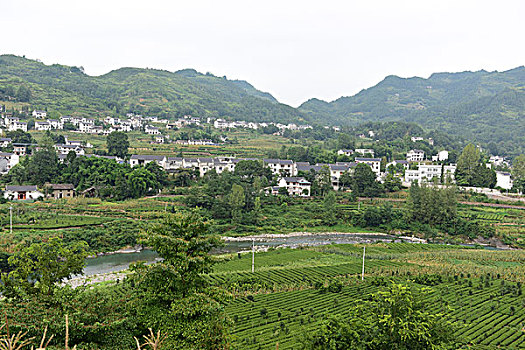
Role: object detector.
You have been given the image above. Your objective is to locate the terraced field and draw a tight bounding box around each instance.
[212,244,525,349]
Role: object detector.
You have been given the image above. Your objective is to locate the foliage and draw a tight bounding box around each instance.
[106,131,129,159]
[456,144,496,188]
[127,212,230,349]
[1,238,87,298]
[405,183,457,227]
[303,283,456,350]
[351,163,383,197]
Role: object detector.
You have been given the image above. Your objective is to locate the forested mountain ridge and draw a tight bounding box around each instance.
[300,67,525,155]
[0,54,305,122]
[0,54,523,155]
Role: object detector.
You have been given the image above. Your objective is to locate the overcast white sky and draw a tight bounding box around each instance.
[2,0,524,106]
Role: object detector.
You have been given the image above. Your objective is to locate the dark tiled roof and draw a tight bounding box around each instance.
[130,155,165,161]
[355,157,381,162]
[6,185,38,192]
[46,183,75,190]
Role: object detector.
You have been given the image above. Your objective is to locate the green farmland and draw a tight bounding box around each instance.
[211,244,525,349]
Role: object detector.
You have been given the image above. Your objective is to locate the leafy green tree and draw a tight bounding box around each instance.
[229,184,245,223]
[127,166,160,198]
[512,154,525,193]
[234,160,272,179]
[1,238,87,298]
[456,144,481,186]
[128,212,229,349]
[5,130,35,144]
[352,163,383,197]
[16,85,31,102]
[313,165,332,196]
[406,183,457,227]
[322,191,337,225]
[303,283,456,350]
[106,131,129,158]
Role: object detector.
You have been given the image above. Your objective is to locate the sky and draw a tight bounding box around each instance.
[2,0,524,106]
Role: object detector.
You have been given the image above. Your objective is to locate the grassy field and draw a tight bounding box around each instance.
[212,244,525,349]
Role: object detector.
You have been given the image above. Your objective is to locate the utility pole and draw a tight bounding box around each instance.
[252,239,255,273]
[9,206,13,235]
[361,246,366,281]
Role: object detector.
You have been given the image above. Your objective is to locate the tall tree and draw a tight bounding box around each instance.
[352,163,383,197]
[512,155,525,193]
[229,184,245,223]
[107,131,129,158]
[456,144,481,186]
[128,212,229,349]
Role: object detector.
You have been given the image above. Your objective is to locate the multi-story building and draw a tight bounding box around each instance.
[406,149,425,162]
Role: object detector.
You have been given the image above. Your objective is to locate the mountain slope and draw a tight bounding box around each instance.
[0,54,304,123]
[300,67,525,155]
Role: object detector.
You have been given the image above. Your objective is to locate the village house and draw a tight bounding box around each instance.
[13,145,27,156]
[354,148,375,157]
[32,110,47,119]
[337,149,354,157]
[35,121,51,131]
[47,119,63,129]
[404,164,456,184]
[263,159,295,176]
[129,155,167,168]
[44,184,75,199]
[8,121,27,132]
[55,144,85,156]
[0,152,20,172]
[386,160,409,171]
[277,177,311,197]
[496,172,513,190]
[431,150,449,162]
[0,138,12,148]
[406,149,425,162]
[145,125,161,135]
[4,185,44,201]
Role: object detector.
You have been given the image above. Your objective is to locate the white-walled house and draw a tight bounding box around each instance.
[354,149,375,157]
[145,125,161,135]
[4,185,44,201]
[263,159,295,176]
[278,177,311,196]
[496,172,513,190]
[337,149,354,157]
[32,110,47,119]
[55,144,85,156]
[8,121,27,132]
[0,152,19,173]
[406,149,425,162]
[404,164,456,184]
[35,121,51,131]
[129,155,167,168]
[0,138,12,148]
[432,150,449,162]
[47,119,64,129]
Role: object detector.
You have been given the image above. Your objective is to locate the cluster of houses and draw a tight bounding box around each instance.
[213,118,313,132]
[3,184,75,201]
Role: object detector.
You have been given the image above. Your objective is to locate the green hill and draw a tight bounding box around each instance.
[0,54,523,155]
[0,54,305,123]
[300,67,525,155]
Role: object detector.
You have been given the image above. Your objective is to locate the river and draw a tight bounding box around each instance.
[83,232,418,276]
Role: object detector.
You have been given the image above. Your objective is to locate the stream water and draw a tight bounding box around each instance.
[83,233,416,276]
